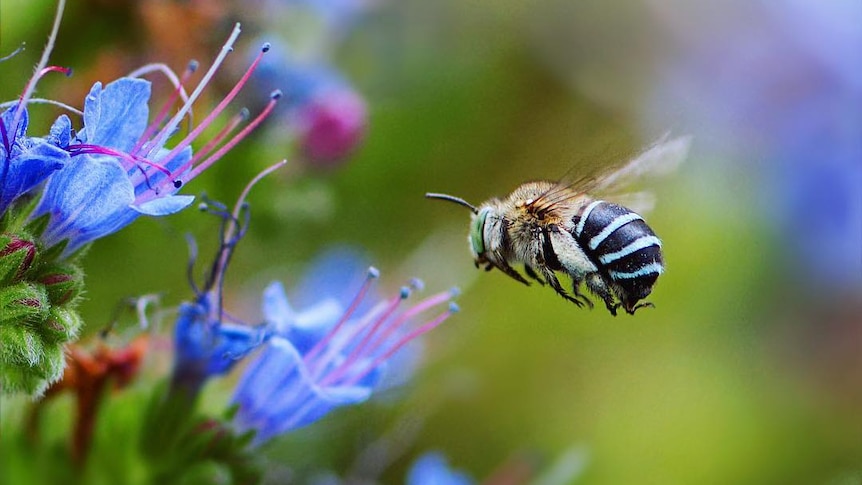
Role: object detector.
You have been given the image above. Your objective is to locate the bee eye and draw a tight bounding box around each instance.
[470,209,490,255]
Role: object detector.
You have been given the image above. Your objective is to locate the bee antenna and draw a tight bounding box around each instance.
[425,192,478,214]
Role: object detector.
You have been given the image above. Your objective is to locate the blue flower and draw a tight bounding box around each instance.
[0,105,70,215]
[407,452,474,485]
[31,78,194,256]
[168,186,276,399]
[170,292,266,398]
[231,250,458,446]
[31,27,279,258]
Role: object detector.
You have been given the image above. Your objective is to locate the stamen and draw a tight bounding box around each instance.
[0,43,25,63]
[180,91,281,183]
[146,38,267,166]
[38,65,73,78]
[344,302,459,386]
[209,159,286,293]
[317,287,412,386]
[193,108,249,163]
[68,144,172,177]
[131,61,198,155]
[303,267,379,364]
[353,289,457,365]
[145,23,242,157]
[0,98,83,116]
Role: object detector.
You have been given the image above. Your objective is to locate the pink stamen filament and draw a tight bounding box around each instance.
[145,24,242,156]
[303,269,378,364]
[68,144,172,177]
[342,307,456,387]
[143,43,269,170]
[38,65,73,78]
[193,108,249,163]
[132,61,198,155]
[348,290,453,370]
[182,93,279,182]
[183,94,279,182]
[7,66,72,143]
[316,291,409,386]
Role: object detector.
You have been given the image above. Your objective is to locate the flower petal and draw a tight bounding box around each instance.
[232,337,373,445]
[47,115,72,148]
[133,195,195,216]
[80,78,151,152]
[34,155,136,255]
[173,297,265,380]
[407,452,474,485]
[0,138,68,213]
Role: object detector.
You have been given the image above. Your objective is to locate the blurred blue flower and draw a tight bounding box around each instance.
[283,0,378,33]
[646,1,862,289]
[32,28,278,258]
[0,105,69,215]
[232,251,458,446]
[407,452,474,485]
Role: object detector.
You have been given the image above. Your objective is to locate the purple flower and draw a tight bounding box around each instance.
[31,25,280,258]
[231,250,458,446]
[295,87,367,167]
[250,40,367,168]
[0,106,70,215]
[407,452,474,485]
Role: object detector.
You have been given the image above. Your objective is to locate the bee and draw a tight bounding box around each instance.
[426,136,690,316]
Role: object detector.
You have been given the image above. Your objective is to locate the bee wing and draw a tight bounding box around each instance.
[529,135,691,215]
[589,134,692,194]
[611,191,656,215]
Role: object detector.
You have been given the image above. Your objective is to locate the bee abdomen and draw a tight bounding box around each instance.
[573,200,664,301]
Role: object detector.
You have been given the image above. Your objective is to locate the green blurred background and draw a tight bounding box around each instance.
[2,1,861,483]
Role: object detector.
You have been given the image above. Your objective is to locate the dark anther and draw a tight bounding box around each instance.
[270,90,283,100]
[262,43,271,53]
[173,180,183,189]
[188,60,200,72]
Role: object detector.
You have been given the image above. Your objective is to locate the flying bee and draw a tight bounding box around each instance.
[426,136,690,316]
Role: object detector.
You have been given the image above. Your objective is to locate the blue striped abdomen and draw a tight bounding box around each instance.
[572,200,664,302]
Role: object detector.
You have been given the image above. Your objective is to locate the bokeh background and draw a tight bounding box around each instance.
[2,0,860,483]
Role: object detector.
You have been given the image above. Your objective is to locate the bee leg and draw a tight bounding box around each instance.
[569,278,594,309]
[585,273,618,316]
[538,267,588,308]
[494,259,531,286]
[629,301,655,314]
[524,265,546,285]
